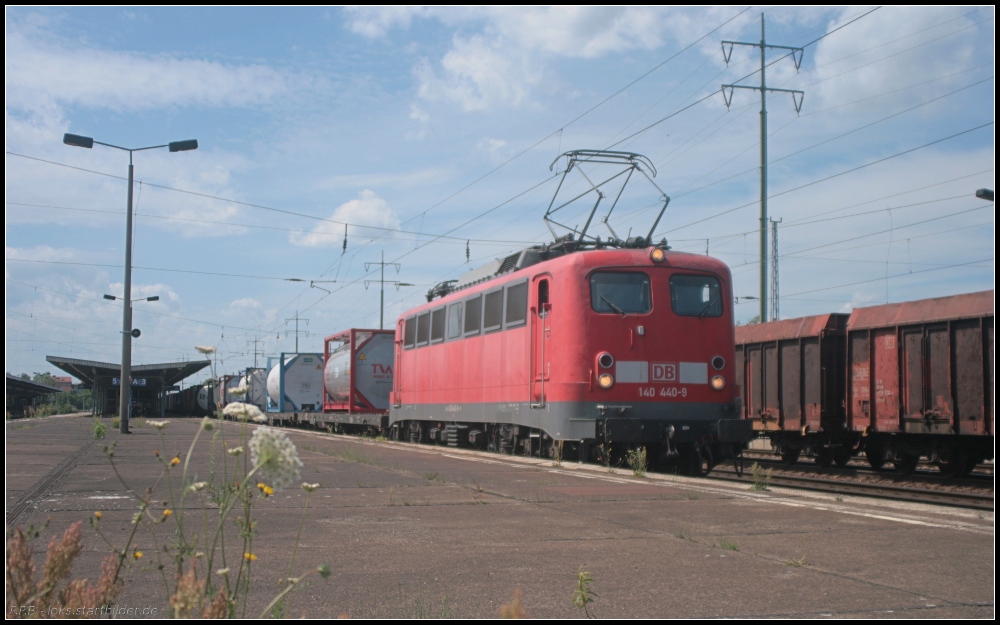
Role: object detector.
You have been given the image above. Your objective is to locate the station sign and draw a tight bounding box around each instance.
[111,378,148,386]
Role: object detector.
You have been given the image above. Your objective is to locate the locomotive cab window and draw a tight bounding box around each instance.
[590,272,651,315]
[670,274,723,317]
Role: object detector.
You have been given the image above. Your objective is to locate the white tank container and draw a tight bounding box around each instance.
[241,369,268,409]
[223,376,244,405]
[197,385,214,413]
[267,353,323,412]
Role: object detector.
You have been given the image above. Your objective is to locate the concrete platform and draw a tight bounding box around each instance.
[5,415,994,618]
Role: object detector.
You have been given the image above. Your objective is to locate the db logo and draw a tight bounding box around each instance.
[651,363,677,382]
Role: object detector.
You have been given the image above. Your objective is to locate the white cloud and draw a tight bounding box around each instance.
[5,27,303,113]
[485,7,669,58]
[477,137,508,162]
[348,7,712,112]
[416,35,540,112]
[230,297,262,309]
[809,7,985,110]
[315,167,449,190]
[289,189,400,247]
[343,6,433,38]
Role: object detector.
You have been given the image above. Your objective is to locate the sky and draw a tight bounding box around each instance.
[5,6,995,385]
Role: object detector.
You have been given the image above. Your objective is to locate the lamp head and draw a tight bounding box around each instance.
[168,139,198,152]
[63,133,94,149]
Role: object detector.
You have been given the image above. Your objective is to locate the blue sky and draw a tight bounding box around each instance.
[6,7,995,384]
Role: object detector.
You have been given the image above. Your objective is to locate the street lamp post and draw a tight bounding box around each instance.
[65,133,197,433]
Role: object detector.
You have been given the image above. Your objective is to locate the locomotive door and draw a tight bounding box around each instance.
[393,319,404,407]
[530,276,550,407]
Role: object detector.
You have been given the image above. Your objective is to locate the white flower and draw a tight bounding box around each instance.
[216,567,230,576]
[195,345,216,354]
[223,402,266,423]
[227,446,243,456]
[249,427,302,491]
[200,417,214,431]
[230,384,250,397]
[146,420,169,430]
[189,481,208,492]
[301,483,319,493]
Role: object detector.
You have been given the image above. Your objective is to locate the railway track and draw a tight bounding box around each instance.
[739,451,993,486]
[241,414,995,512]
[710,464,994,511]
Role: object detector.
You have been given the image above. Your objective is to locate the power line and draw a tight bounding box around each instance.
[5,278,260,332]
[784,258,993,297]
[4,258,319,282]
[4,201,535,246]
[662,121,995,235]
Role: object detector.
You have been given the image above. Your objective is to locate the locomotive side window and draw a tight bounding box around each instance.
[416,312,430,345]
[590,272,651,314]
[670,274,723,317]
[404,317,416,349]
[484,289,504,332]
[447,302,463,340]
[464,295,482,336]
[430,307,446,343]
[504,281,528,327]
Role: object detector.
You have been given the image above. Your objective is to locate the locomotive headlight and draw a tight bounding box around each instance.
[711,375,726,391]
[597,352,614,369]
[649,247,666,263]
[598,373,614,389]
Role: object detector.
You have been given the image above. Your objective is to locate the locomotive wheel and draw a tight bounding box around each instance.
[732,447,745,477]
[833,446,852,468]
[689,445,712,477]
[407,422,423,444]
[781,448,800,466]
[893,452,919,475]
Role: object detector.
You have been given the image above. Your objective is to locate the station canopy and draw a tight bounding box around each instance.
[6,373,65,399]
[46,356,210,390]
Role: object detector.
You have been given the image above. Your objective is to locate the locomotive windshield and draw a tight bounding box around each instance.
[590,272,651,315]
[670,274,723,317]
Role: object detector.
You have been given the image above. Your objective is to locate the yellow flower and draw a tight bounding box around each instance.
[244,552,257,562]
[163,509,173,517]
[171,456,181,466]
[257,482,274,497]
[94,511,102,519]
[133,550,143,559]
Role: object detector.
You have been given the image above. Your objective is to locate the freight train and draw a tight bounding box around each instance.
[224,150,756,475]
[735,290,994,476]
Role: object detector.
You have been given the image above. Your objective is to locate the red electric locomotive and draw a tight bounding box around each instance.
[387,150,752,473]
